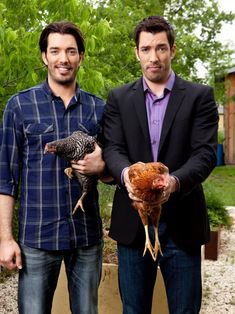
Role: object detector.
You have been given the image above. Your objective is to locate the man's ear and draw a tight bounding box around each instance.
[170,44,176,60]
[135,47,140,61]
[78,52,84,66]
[41,52,48,66]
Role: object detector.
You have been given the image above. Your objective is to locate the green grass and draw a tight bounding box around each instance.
[203,165,235,206]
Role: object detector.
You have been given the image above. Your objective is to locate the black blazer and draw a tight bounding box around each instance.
[103,75,219,252]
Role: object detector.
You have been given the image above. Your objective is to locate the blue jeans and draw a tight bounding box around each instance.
[18,242,103,314]
[118,224,201,314]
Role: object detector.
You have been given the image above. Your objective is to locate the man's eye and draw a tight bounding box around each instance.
[140,48,149,53]
[157,47,167,52]
[68,50,77,55]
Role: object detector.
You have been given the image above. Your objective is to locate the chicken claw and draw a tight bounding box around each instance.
[143,225,163,261]
[73,192,87,213]
[143,225,156,261]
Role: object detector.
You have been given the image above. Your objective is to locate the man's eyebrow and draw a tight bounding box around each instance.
[48,46,77,50]
[48,46,59,50]
[139,44,150,49]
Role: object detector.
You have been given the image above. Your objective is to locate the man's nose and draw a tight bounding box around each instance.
[59,51,69,62]
[149,50,159,62]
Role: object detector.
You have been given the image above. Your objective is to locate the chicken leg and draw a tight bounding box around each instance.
[136,201,163,261]
[64,167,85,213]
[150,205,163,259]
[143,224,156,260]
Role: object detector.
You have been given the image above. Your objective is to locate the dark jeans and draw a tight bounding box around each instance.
[117,223,201,314]
[18,242,103,314]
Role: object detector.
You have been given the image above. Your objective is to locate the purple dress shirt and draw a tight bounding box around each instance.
[143,71,175,161]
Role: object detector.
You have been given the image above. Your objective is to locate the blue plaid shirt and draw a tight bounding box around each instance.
[0,80,104,250]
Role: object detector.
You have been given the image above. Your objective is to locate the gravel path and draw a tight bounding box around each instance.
[200,206,235,314]
[0,207,234,314]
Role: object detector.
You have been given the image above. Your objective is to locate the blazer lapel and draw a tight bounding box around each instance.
[158,76,186,154]
[131,78,150,141]
[129,76,186,160]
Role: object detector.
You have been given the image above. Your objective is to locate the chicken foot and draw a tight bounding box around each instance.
[153,225,163,257]
[143,225,157,261]
[64,167,86,214]
[143,225,162,261]
[73,192,87,213]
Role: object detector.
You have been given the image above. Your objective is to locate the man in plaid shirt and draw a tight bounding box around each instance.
[0,21,106,314]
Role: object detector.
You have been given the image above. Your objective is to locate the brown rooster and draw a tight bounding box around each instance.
[128,162,169,261]
[44,131,98,214]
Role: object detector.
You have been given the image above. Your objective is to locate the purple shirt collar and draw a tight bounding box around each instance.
[143,71,175,94]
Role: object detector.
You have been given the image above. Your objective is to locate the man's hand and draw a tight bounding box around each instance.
[123,167,142,201]
[0,239,22,270]
[161,175,178,203]
[124,168,177,204]
[71,143,105,176]
[0,194,21,270]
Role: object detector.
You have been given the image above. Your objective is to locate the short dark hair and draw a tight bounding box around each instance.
[39,21,85,54]
[134,16,175,48]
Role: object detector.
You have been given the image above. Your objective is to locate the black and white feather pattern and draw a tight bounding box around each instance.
[44,131,99,213]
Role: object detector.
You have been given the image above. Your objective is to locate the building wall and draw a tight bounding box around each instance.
[224,70,235,164]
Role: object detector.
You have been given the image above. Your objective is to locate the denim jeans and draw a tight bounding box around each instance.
[118,223,201,314]
[18,242,103,314]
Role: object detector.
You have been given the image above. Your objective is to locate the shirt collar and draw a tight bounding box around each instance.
[143,71,175,94]
[41,79,81,103]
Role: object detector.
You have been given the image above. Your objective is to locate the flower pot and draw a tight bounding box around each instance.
[204,229,221,260]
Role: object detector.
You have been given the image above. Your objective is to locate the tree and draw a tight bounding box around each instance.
[93,0,234,99]
[0,0,234,119]
[0,0,111,118]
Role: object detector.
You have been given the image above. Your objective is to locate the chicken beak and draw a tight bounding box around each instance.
[44,144,56,154]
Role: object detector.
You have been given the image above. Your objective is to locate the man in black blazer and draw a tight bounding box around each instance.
[103,16,218,314]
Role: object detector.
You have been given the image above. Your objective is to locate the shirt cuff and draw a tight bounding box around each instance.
[172,175,180,191]
[121,167,129,185]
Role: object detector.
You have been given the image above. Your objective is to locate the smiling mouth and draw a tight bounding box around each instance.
[58,66,70,70]
[56,66,72,74]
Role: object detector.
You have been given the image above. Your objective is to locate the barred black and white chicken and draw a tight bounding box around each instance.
[44,131,98,214]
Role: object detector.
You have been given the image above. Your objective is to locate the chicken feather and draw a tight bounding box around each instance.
[128,161,169,260]
[44,131,98,214]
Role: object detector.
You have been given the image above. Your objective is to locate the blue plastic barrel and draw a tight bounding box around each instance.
[216,144,224,166]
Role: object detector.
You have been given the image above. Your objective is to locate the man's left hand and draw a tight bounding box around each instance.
[71,143,105,176]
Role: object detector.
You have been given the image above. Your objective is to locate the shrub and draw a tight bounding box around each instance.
[203,182,232,230]
[217,129,224,144]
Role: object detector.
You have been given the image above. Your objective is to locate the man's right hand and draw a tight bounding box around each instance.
[0,239,22,270]
[123,167,143,202]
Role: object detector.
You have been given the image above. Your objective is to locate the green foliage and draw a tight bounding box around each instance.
[0,0,234,118]
[218,129,225,144]
[203,182,232,229]
[0,0,112,118]
[203,165,235,229]
[98,182,115,225]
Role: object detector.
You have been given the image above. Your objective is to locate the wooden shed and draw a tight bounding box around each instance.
[224,67,235,164]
